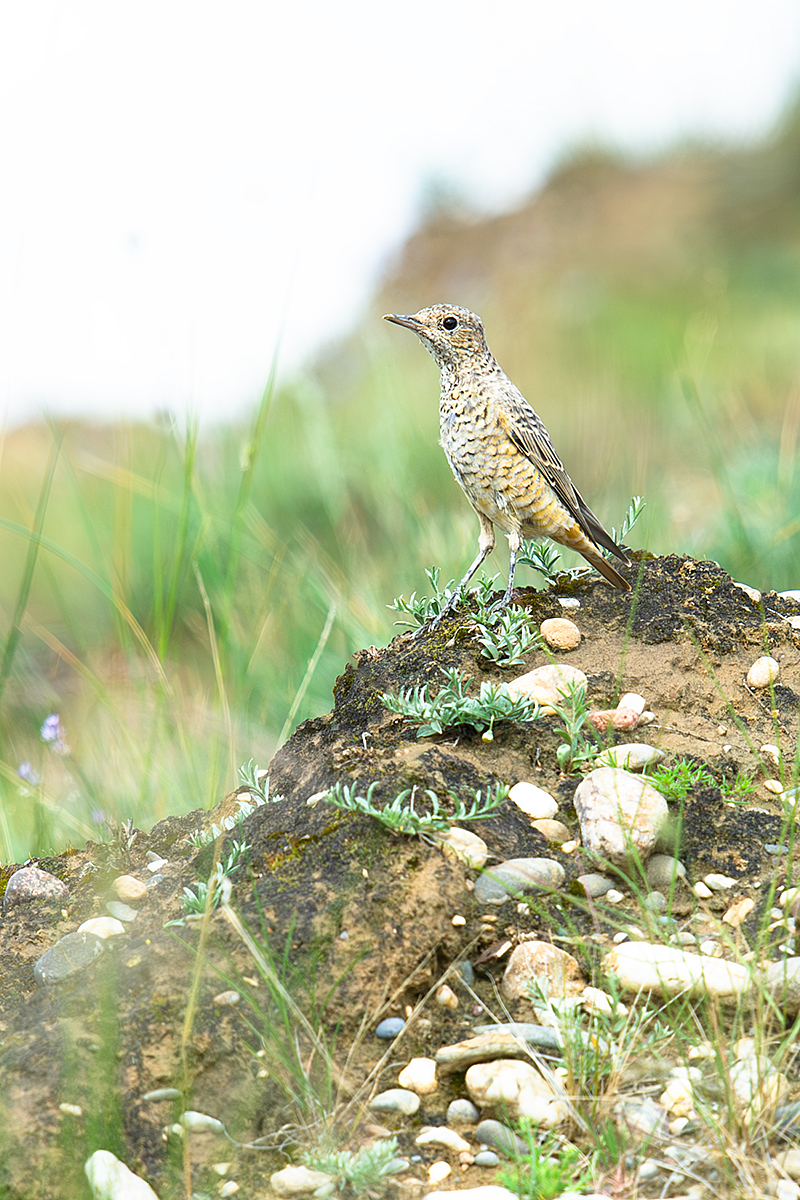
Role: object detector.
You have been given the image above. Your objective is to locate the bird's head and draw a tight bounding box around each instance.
[384,304,492,370]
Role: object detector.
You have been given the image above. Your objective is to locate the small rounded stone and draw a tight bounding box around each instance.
[4,866,68,908]
[747,656,780,689]
[531,819,572,844]
[474,1151,500,1167]
[376,1017,405,1039]
[369,1088,420,1115]
[399,1057,438,1094]
[508,782,558,820]
[539,617,581,651]
[112,875,147,903]
[447,1099,480,1124]
[78,917,126,939]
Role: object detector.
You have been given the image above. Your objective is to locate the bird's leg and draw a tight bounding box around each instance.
[425,515,495,631]
[492,529,522,613]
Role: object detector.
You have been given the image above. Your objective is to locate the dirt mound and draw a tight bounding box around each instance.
[0,553,798,1198]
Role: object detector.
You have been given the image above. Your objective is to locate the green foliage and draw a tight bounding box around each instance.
[322,780,509,836]
[387,566,457,628]
[382,667,540,739]
[471,605,543,667]
[303,1138,406,1195]
[610,494,646,546]
[550,680,599,773]
[170,838,250,922]
[498,1131,593,1200]
[651,756,756,804]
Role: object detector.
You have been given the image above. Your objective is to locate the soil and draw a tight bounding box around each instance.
[1,553,799,1199]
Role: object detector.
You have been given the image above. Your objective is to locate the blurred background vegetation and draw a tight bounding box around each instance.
[4,105,800,857]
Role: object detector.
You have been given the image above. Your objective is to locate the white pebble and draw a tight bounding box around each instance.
[594,743,665,771]
[436,984,459,1010]
[213,990,241,1006]
[508,782,558,820]
[416,1126,470,1152]
[399,1057,438,1094]
[618,693,646,716]
[78,917,126,939]
[558,597,580,609]
[734,581,761,603]
[85,1150,160,1199]
[693,881,713,899]
[436,827,488,869]
[746,656,780,688]
[704,873,736,891]
[764,779,784,795]
[761,743,782,769]
[428,1162,452,1185]
[59,1103,83,1117]
[605,890,624,904]
[181,1111,225,1134]
[505,664,588,712]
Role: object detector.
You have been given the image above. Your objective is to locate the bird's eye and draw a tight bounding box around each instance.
[442,316,458,331]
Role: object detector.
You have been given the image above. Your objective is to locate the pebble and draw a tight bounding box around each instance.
[436,1030,557,1074]
[508,781,558,820]
[106,901,139,922]
[644,891,667,912]
[722,897,754,927]
[3,866,69,908]
[142,1088,182,1102]
[693,881,713,899]
[416,1127,471,1152]
[270,1166,334,1196]
[466,1060,566,1125]
[573,768,668,867]
[747,655,780,688]
[587,708,639,733]
[531,818,571,843]
[146,857,168,872]
[398,1057,437,1094]
[59,1103,83,1117]
[593,743,665,771]
[704,873,736,891]
[775,1149,800,1181]
[762,743,782,769]
[471,1023,562,1051]
[734,581,762,604]
[375,1017,405,1039]
[765,779,785,794]
[765,958,800,1015]
[779,590,800,603]
[604,941,750,1000]
[112,875,147,903]
[368,1088,420,1116]
[447,1099,480,1124]
[213,990,241,1006]
[436,984,459,1010]
[78,917,126,939]
[645,855,687,891]
[34,930,105,985]
[576,872,616,898]
[84,1149,160,1199]
[474,858,565,905]
[473,1119,529,1158]
[539,617,581,651]
[428,1162,451,1185]
[618,692,646,716]
[505,664,588,713]
[501,941,581,1001]
[473,1151,500,1168]
[451,914,466,926]
[435,827,489,869]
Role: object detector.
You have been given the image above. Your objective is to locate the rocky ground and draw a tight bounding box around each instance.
[2,553,800,1200]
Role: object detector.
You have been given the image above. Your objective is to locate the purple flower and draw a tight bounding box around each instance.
[91,808,109,826]
[40,713,69,754]
[17,761,40,785]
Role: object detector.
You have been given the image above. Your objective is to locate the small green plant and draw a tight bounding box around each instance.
[168,839,250,923]
[383,667,539,739]
[303,1137,406,1195]
[609,494,646,546]
[471,606,543,667]
[651,756,756,804]
[498,1129,594,1200]
[550,680,599,773]
[720,771,757,802]
[322,780,509,836]
[387,566,457,628]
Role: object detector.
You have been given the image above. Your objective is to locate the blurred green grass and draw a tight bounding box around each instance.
[4,113,800,858]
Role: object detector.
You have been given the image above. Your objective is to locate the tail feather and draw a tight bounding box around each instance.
[580,547,630,591]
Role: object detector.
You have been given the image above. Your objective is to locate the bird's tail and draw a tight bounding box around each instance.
[581,546,630,591]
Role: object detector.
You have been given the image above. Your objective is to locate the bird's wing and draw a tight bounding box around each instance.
[496,386,628,562]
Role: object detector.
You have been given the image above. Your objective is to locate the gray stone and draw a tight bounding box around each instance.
[474,1118,529,1158]
[472,1023,562,1051]
[645,854,687,892]
[368,1088,420,1116]
[473,1151,500,1167]
[474,858,565,905]
[4,866,68,908]
[106,901,139,922]
[447,1098,480,1124]
[34,931,105,985]
[576,872,615,898]
[376,1016,405,1038]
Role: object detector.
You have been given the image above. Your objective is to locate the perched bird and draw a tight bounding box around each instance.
[384,303,630,623]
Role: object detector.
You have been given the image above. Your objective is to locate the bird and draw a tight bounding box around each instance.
[384,303,630,624]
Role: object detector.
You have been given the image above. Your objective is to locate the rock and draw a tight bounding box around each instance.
[428,1162,451,1185]
[270,1165,334,1196]
[594,743,665,771]
[645,855,686,891]
[112,875,147,903]
[212,989,241,1005]
[764,958,800,1014]
[466,1060,566,1125]
[78,917,126,939]
[471,1023,563,1051]
[762,743,782,770]
[505,664,588,712]
[604,941,750,1000]
[368,1088,420,1115]
[34,931,105,985]
[473,858,565,905]
[704,873,736,891]
[181,1110,225,1133]
[693,881,713,899]
[416,1126,471,1152]
[4,866,68,908]
[84,1150,160,1199]
[436,984,458,1009]
[106,901,139,922]
[427,1189,519,1200]
[576,872,616,898]
[436,1029,558,1073]
[500,940,582,1001]
[473,1151,500,1167]
[474,1119,530,1158]
[722,897,754,927]
[587,708,640,733]
[746,656,780,688]
[375,1017,405,1038]
[508,781,558,820]
[618,693,646,716]
[733,581,762,604]
[573,768,668,867]
[660,1077,695,1118]
[447,1098,480,1124]
[398,1056,437,1094]
[531,819,571,843]
[539,617,581,651]
[435,827,488,869]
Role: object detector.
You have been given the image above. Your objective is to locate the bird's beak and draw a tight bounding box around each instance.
[383,313,422,331]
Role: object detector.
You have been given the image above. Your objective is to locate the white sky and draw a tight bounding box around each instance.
[2,0,800,427]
